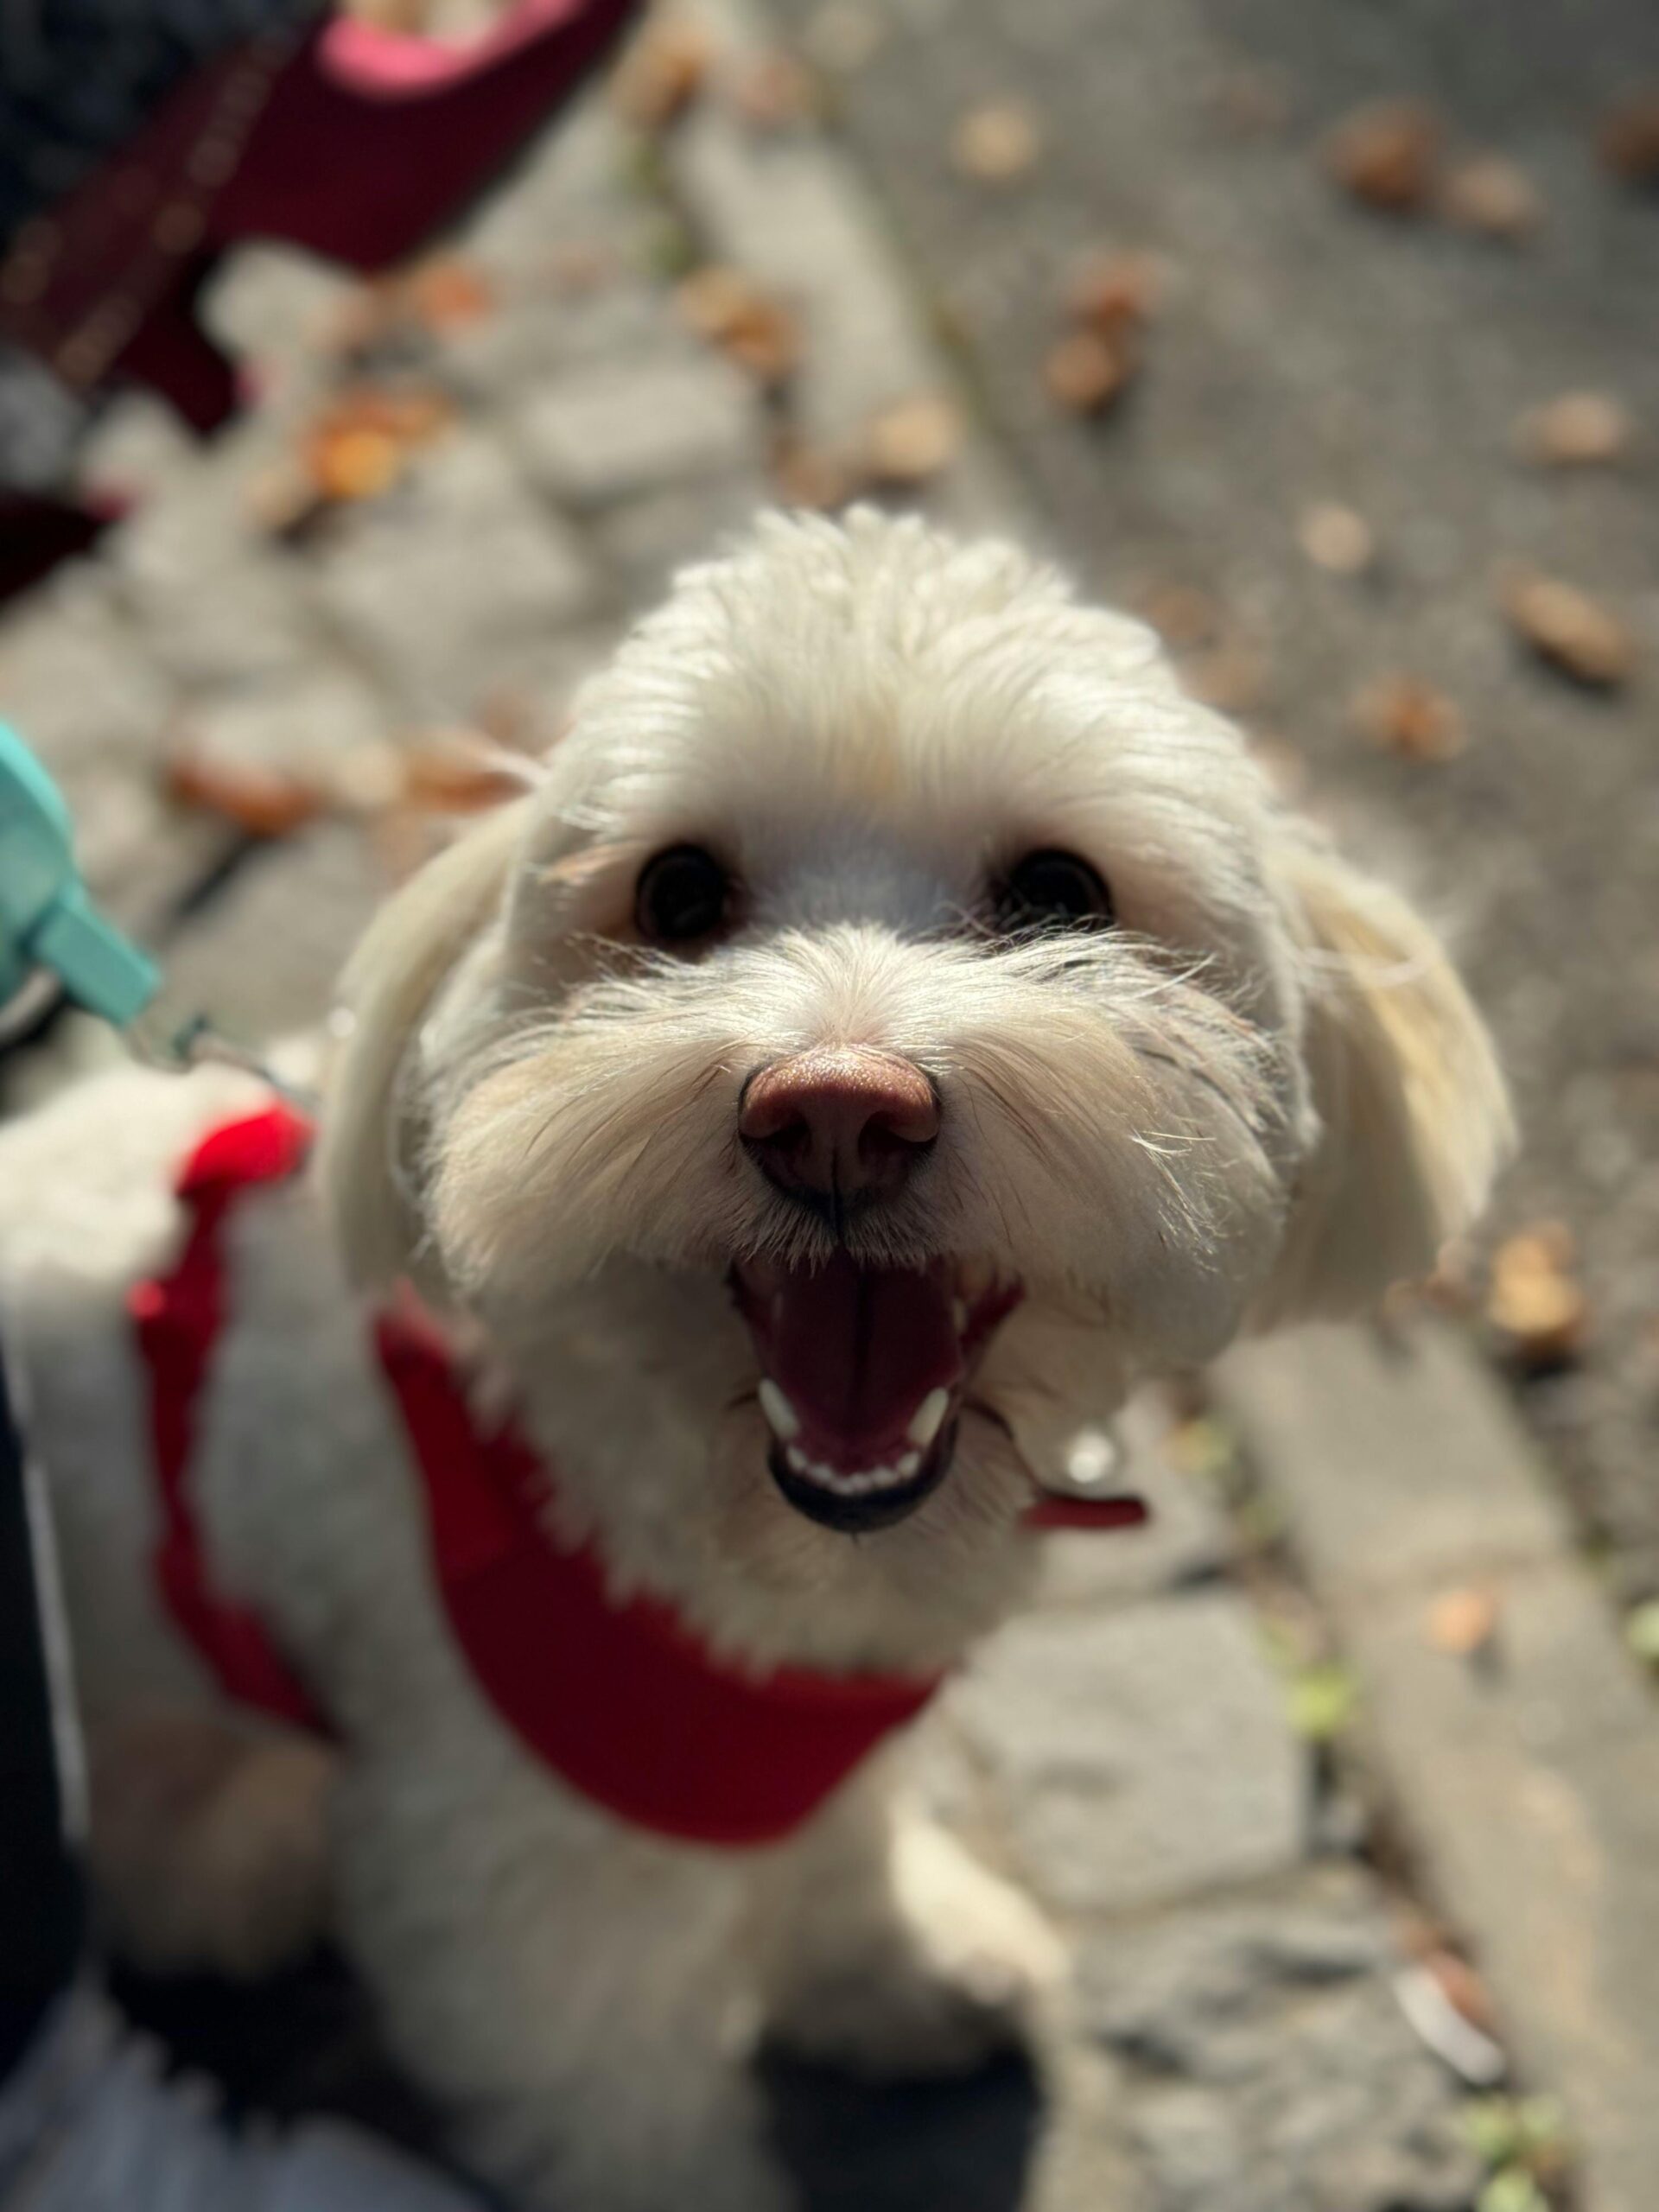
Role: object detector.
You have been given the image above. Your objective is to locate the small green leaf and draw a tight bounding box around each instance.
[1478,2169,1549,2212]
[1465,2097,1523,2168]
[1624,1599,1659,1669]
[1287,1660,1360,1743]
[1165,1415,1236,1484]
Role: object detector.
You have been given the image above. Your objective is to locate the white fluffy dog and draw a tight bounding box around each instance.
[0,511,1511,2209]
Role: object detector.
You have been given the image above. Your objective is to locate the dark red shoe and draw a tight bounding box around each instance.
[219,0,641,270]
[0,0,640,435]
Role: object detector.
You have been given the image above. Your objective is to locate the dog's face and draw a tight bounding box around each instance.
[324,513,1510,1591]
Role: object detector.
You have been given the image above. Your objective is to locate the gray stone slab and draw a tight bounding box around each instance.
[124,557,324,690]
[513,353,762,510]
[1219,1315,1659,2212]
[159,822,386,1047]
[1033,1395,1231,1611]
[674,0,951,449]
[74,392,198,503]
[1212,1318,1573,1599]
[1074,1873,1481,2212]
[950,1592,1306,1916]
[1344,1564,1659,2212]
[669,0,1030,535]
[315,433,600,715]
[172,666,390,783]
[0,575,217,927]
[592,471,773,600]
[437,283,681,410]
[200,243,360,372]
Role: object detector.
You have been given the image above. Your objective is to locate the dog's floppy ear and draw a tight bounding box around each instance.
[1260,837,1514,1324]
[319,798,533,1287]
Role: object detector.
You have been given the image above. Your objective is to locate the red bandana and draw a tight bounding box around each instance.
[130,1107,1146,1847]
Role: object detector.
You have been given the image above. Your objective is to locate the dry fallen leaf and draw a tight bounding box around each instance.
[308,424,404,504]
[1515,390,1636,467]
[401,732,533,814]
[1502,570,1636,690]
[320,740,408,817]
[1598,91,1659,183]
[1182,639,1267,714]
[610,19,712,130]
[950,99,1042,182]
[1135,582,1223,649]
[729,49,817,129]
[300,386,454,506]
[1427,1586,1501,1657]
[166,753,321,839]
[1064,250,1161,336]
[769,435,856,511]
[861,393,965,484]
[1299,501,1376,575]
[1421,1947,1498,2034]
[404,256,494,331]
[1354,674,1466,761]
[320,279,401,361]
[1323,99,1442,213]
[1487,1222,1589,1370]
[244,458,323,537]
[1440,154,1543,241]
[675,265,801,385]
[1044,329,1137,415]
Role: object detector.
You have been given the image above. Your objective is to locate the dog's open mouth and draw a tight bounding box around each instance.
[730,1253,1020,1533]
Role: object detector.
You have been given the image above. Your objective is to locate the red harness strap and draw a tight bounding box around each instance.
[129,1104,324,1733]
[130,1107,1147,1847]
[375,1305,939,1845]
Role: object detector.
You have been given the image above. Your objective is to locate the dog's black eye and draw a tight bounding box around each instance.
[635,845,733,944]
[993,849,1114,931]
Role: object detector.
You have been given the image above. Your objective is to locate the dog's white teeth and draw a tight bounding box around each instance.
[951,1298,969,1332]
[779,1447,922,1496]
[758,1379,801,1441]
[906,1388,950,1450]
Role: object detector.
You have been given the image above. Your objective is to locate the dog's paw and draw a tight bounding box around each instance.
[92,1717,334,1980]
[186,1734,336,1977]
[766,1821,1065,2080]
[476,2094,798,2212]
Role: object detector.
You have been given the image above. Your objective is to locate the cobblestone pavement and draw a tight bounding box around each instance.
[0,6,1575,2207]
[766,0,1659,1613]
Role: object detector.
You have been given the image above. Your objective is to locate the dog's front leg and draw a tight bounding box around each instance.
[750,1753,1065,2080]
[333,1745,795,2212]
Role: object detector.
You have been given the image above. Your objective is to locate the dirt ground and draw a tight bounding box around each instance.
[769,0,1659,1602]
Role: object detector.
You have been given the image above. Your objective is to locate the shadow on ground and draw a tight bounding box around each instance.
[114,1950,1046,2211]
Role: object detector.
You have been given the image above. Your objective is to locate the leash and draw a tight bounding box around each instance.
[0,719,313,1104]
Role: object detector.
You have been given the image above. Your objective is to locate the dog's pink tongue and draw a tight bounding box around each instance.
[765,1255,963,1459]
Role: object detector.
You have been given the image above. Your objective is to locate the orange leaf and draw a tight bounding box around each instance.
[166,753,321,839]
[1323,100,1442,213]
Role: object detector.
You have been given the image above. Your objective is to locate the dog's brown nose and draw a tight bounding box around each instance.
[741,1049,939,1207]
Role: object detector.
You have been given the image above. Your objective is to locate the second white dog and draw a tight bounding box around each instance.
[0,510,1511,2209]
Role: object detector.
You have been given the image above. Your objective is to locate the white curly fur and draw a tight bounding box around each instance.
[0,511,1512,2210]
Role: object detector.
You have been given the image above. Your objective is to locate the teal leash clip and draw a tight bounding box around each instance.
[0,721,161,1027]
[0,719,310,1100]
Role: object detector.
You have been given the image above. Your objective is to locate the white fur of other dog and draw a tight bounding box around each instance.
[0,512,1512,2210]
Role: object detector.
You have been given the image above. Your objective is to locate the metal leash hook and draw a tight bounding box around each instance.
[0,721,310,1104]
